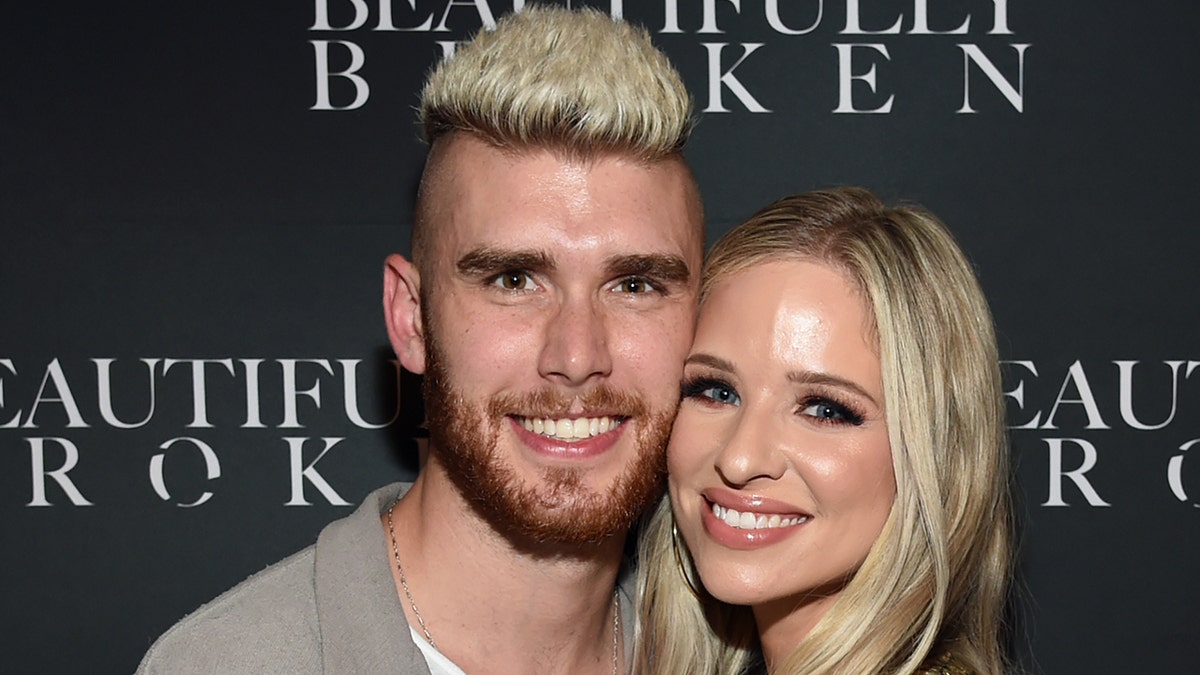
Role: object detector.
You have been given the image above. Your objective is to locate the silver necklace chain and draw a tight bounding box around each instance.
[386,503,437,648]
[385,502,623,674]
[611,590,622,675]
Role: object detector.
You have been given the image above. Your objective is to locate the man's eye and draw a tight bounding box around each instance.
[614,276,656,294]
[492,272,537,291]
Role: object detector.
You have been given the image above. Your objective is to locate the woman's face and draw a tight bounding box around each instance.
[668,258,896,641]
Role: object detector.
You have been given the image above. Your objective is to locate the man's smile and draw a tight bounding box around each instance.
[515,415,626,442]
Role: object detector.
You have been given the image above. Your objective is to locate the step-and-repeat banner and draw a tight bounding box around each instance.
[4,2,1197,672]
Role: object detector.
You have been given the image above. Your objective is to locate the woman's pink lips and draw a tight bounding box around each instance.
[508,416,626,460]
[702,487,809,516]
[699,492,810,550]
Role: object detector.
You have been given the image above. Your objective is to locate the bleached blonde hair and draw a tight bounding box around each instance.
[636,187,1013,675]
[420,5,693,159]
[412,5,696,268]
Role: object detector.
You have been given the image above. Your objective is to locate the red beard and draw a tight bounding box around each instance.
[422,338,672,547]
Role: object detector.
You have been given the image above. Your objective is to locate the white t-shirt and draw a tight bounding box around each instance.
[410,627,469,675]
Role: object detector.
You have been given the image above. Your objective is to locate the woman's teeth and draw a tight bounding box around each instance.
[520,416,619,441]
[711,502,809,530]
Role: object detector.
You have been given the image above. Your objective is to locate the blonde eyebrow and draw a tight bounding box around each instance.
[687,353,880,408]
[684,353,735,372]
[786,371,879,407]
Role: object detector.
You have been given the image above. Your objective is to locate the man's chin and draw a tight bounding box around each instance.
[456,463,644,546]
[421,354,672,546]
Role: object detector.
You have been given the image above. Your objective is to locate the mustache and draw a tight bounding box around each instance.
[487,385,650,420]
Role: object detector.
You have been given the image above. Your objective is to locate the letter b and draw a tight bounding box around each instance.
[310,40,369,110]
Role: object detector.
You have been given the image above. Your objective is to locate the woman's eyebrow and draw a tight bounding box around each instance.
[684,353,736,372]
[787,370,879,407]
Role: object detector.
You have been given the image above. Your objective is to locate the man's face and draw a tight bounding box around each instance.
[418,134,702,546]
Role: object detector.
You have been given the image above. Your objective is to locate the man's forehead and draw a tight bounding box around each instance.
[423,141,701,260]
[430,133,695,200]
[442,218,695,254]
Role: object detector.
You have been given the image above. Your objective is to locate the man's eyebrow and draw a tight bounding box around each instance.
[605,254,692,283]
[456,247,555,276]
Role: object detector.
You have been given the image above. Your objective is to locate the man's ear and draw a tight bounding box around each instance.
[383,253,427,375]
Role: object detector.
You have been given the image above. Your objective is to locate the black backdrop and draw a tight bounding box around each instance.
[3,2,1198,673]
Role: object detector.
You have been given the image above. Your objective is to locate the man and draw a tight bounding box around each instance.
[138,7,702,673]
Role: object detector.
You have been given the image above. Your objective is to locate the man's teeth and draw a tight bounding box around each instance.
[521,416,620,441]
[711,503,808,530]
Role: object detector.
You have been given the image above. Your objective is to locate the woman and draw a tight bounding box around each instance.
[636,187,1012,674]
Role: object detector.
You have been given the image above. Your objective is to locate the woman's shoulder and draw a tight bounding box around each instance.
[918,649,976,675]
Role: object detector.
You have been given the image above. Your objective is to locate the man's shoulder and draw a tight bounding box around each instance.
[136,547,322,674]
[136,483,413,674]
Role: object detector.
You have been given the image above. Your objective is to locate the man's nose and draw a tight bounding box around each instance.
[537,296,614,386]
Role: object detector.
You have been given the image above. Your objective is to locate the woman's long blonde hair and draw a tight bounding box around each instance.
[635,187,1012,674]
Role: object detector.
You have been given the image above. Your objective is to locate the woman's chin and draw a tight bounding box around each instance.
[695,566,786,608]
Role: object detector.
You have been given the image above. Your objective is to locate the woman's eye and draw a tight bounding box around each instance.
[682,379,740,406]
[614,276,656,294]
[703,386,740,404]
[493,272,537,291]
[800,399,863,425]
